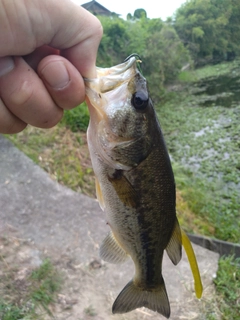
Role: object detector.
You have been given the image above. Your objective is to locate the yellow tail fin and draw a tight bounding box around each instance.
[181,229,203,299]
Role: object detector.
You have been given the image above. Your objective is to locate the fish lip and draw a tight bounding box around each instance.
[83,56,138,82]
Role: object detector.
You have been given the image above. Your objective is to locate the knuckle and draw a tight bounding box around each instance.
[10,80,34,106]
[0,119,27,134]
[93,18,103,40]
[39,108,63,129]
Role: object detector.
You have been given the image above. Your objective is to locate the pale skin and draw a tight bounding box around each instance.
[0,0,103,134]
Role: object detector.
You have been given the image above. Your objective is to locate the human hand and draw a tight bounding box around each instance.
[0,0,102,134]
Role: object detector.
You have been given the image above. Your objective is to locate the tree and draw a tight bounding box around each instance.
[142,25,191,101]
[134,8,147,19]
[96,15,191,101]
[174,0,240,65]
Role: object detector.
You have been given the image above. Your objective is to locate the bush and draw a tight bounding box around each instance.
[62,102,90,132]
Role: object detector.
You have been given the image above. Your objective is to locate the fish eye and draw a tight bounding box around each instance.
[131,91,149,111]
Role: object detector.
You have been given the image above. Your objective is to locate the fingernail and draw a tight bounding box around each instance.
[41,61,70,89]
[0,56,15,77]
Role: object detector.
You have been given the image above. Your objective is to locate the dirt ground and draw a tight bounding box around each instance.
[0,225,219,320]
[0,135,220,319]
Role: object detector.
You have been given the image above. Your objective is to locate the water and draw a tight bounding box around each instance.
[172,70,240,193]
[194,73,240,107]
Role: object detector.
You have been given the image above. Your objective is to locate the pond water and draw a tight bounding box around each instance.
[194,73,240,108]
[161,69,240,241]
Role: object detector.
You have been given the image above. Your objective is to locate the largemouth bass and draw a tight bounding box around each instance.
[85,55,202,318]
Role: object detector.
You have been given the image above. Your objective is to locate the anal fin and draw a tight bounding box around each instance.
[166,218,182,265]
[100,231,128,264]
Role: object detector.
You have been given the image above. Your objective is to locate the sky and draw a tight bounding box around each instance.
[72,0,187,20]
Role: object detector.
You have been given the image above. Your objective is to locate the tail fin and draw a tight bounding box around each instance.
[112,280,170,318]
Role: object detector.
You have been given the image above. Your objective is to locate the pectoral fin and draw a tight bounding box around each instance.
[95,177,105,210]
[100,231,129,264]
[181,229,203,299]
[166,219,182,265]
[108,172,139,208]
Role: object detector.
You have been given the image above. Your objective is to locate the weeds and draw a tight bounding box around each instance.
[6,125,95,197]
[214,255,240,319]
[158,73,240,242]
[178,59,240,82]
[0,250,62,320]
[61,102,90,132]
[30,259,62,315]
[84,305,97,317]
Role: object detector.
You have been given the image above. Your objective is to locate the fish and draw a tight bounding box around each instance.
[84,54,203,318]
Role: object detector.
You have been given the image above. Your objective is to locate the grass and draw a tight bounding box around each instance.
[84,305,97,317]
[0,253,62,320]
[7,125,95,197]
[62,102,90,132]
[213,255,240,319]
[178,59,240,82]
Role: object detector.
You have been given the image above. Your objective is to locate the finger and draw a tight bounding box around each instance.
[0,56,63,128]
[0,98,27,134]
[0,0,103,78]
[38,55,85,110]
[61,11,103,78]
[23,45,60,71]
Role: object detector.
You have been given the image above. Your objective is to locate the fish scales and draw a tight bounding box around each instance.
[85,55,203,318]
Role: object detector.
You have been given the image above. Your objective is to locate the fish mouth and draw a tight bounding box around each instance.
[84,56,140,122]
[84,56,139,84]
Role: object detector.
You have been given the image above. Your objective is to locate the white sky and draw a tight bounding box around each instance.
[72,0,187,20]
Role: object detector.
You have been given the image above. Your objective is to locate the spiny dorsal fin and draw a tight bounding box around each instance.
[166,218,182,265]
[112,279,170,318]
[100,231,129,264]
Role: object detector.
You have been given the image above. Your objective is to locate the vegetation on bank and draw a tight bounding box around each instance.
[158,83,240,242]
[213,255,240,319]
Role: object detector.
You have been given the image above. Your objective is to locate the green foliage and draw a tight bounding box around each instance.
[0,258,62,320]
[174,0,240,65]
[97,16,130,66]
[133,8,147,19]
[30,259,62,315]
[84,305,97,316]
[6,126,95,196]
[97,16,191,102]
[62,102,89,132]
[142,25,191,101]
[0,302,35,320]
[214,255,240,319]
